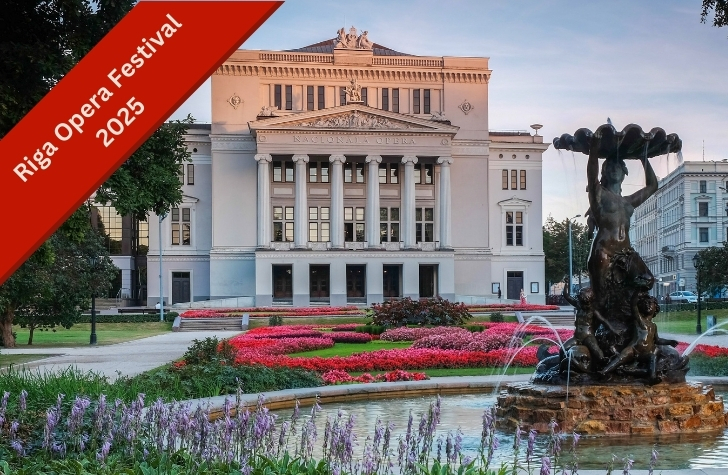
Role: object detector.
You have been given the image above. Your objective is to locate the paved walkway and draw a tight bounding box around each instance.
[1,330,242,380]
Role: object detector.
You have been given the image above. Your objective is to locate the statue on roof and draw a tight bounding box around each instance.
[334,26,373,50]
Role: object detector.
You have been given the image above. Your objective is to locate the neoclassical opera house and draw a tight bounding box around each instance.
[146,27,549,307]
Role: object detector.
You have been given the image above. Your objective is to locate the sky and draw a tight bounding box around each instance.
[169,0,728,225]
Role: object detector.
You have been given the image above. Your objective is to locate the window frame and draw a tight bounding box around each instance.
[308,206,330,242]
[344,206,366,242]
[415,207,434,243]
[511,170,518,190]
[361,87,368,106]
[273,205,295,242]
[413,89,421,114]
[317,85,325,110]
[340,86,347,106]
[274,84,282,110]
[502,170,508,190]
[392,88,399,113]
[423,89,431,114]
[520,170,526,190]
[699,227,709,243]
[505,210,524,246]
[700,180,707,194]
[170,206,192,246]
[699,201,709,217]
[382,88,389,111]
[380,207,400,243]
[306,85,314,111]
[187,163,195,185]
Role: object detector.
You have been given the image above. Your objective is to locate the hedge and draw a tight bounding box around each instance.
[76,313,178,324]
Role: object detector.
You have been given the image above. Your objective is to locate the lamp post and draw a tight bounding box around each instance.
[568,214,582,295]
[692,253,702,334]
[159,212,168,322]
[88,256,98,345]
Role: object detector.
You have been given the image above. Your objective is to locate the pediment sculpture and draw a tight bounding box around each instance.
[345,78,362,103]
[334,26,373,50]
[296,111,414,129]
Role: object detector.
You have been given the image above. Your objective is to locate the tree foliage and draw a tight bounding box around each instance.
[0,0,192,346]
[701,0,728,28]
[543,215,591,290]
[695,243,728,297]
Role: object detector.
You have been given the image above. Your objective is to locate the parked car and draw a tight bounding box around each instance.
[669,291,698,304]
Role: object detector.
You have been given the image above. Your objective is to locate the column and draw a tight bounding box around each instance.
[254,154,272,248]
[329,154,346,248]
[401,155,418,249]
[366,155,383,248]
[292,154,309,249]
[437,156,453,249]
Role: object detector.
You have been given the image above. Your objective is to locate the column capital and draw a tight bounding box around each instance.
[365,155,382,164]
[292,154,309,163]
[401,155,418,165]
[437,156,454,165]
[329,154,347,164]
[254,153,272,162]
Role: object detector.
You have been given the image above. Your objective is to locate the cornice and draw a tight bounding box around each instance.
[214,63,490,84]
[147,256,210,262]
[210,134,256,152]
[255,251,455,259]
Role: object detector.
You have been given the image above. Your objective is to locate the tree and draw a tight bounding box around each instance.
[0,0,191,346]
[702,0,728,28]
[695,243,728,298]
[543,216,591,291]
[14,211,118,345]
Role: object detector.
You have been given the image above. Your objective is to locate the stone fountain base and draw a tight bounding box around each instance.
[496,382,727,435]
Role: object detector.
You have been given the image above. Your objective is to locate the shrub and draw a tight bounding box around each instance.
[489,312,505,323]
[688,354,728,376]
[76,314,175,323]
[182,337,236,366]
[380,326,470,342]
[269,315,283,326]
[371,297,472,327]
[354,324,386,335]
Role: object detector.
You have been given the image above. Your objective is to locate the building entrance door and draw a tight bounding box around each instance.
[309,265,330,301]
[346,265,366,302]
[383,265,401,299]
[506,271,524,300]
[419,265,437,298]
[172,272,191,304]
[273,265,293,300]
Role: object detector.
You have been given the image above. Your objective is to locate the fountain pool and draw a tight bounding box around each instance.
[272,391,728,470]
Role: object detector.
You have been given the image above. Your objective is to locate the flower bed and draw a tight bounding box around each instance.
[380,326,471,342]
[181,306,366,318]
[466,303,560,312]
[411,331,520,352]
[329,331,372,343]
[322,369,428,384]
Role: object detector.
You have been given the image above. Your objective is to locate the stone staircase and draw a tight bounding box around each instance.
[525,313,574,326]
[178,317,245,332]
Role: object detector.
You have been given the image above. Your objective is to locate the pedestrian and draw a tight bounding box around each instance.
[497,287,501,300]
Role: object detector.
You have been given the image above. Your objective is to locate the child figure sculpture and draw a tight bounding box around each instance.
[563,286,616,369]
[599,291,679,383]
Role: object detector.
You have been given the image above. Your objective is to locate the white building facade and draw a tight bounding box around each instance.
[631,161,728,299]
[146,29,548,307]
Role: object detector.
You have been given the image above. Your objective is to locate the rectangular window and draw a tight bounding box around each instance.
[309,163,318,182]
[382,88,389,111]
[424,89,431,114]
[355,207,365,221]
[511,170,518,190]
[321,162,329,183]
[424,164,433,184]
[285,222,294,242]
[416,207,434,242]
[307,85,314,111]
[355,163,365,183]
[309,222,318,242]
[97,206,123,255]
[502,170,508,190]
[520,170,526,190]
[392,88,399,113]
[344,207,365,242]
[700,227,709,243]
[340,86,347,106]
[187,164,195,185]
[379,164,387,184]
[309,207,318,220]
[413,89,420,114]
[273,161,282,182]
[344,207,353,221]
[285,85,292,110]
[414,163,422,184]
[321,222,330,242]
[177,164,184,183]
[285,162,294,182]
[361,87,367,106]
[389,164,399,184]
[344,163,353,183]
[700,180,707,193]
[699,202,708,217]
[318,86,325,110]
[505,211,524,246]
[274,84,282,110]
[170,207,191,246]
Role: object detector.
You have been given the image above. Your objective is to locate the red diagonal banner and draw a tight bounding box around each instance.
[0,0,282,284]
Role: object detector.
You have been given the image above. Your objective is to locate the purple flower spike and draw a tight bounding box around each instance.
[540,455,552,475]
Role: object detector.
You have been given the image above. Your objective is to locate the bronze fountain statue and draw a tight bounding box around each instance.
[535,124,688,385]
[497,124,726,435]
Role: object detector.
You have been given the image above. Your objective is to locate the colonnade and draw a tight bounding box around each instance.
[254,153,452,250]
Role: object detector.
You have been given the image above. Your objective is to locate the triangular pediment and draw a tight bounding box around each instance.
[498,196,532,207]
[248,104,459,134]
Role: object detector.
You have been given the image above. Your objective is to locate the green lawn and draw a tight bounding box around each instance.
[291,341,411,357]
[0,354,53,368]
[10,322,172,347]
[655,308,728,335]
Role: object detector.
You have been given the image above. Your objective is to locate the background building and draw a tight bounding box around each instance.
[631,160,728,299]
[146,28,548,307]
